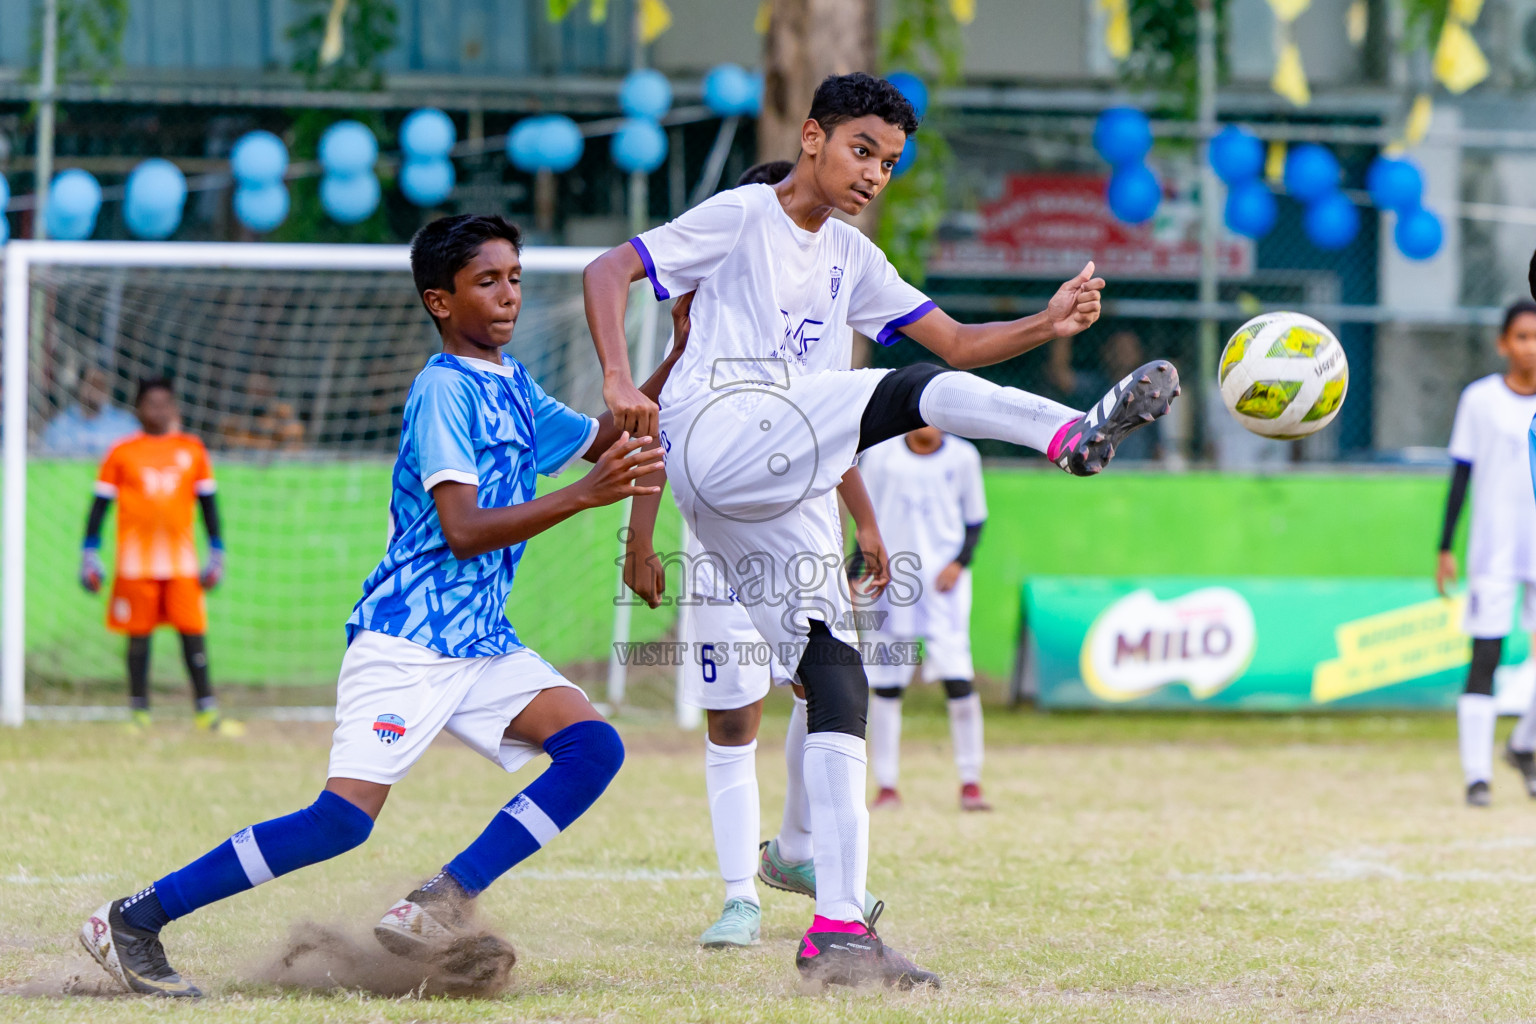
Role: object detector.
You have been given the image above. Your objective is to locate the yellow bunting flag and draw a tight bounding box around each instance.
[319,0,348,67]
[1346,0,1367,45]
[950,0,976,25]
[1099,0,1130,61]
[1266,140,1287,185]
[1450,0,1484,22]
[754,0,771,34]
[589,0,608,22]
[1265,0,1311,24]
[1271,40,1311,107]
[638,0,672,43]
[1404,93,1434,147]
[1433,19,1488,93]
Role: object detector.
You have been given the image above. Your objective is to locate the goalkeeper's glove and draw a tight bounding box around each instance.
[199,544,225,591]
[79,547,104,593]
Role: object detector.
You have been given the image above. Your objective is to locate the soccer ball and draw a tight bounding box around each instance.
[1217,311,1348,439]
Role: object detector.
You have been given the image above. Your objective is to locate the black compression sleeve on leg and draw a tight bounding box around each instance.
[127,636,151,710]
[181,633,214,705]
[1440,460,1471,553]
[942,678,974,700]
[872,686,904,700]
[797,619,870,738]
[1466,636,1502,696]
[857,363,950,452]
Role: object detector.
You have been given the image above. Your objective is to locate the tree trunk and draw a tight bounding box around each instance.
[759,0,877,163]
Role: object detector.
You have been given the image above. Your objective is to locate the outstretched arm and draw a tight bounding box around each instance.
[584,243,657,439]
[900,262,1106,370]
[581,292,690,462]
[436,433,665,561]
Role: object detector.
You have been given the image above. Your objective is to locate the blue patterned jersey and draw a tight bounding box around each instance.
[346,353,598,657]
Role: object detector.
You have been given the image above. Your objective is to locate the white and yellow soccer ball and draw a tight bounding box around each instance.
[1217,311,1348,439]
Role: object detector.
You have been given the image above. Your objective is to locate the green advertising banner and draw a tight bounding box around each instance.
[1017,577,1529,711]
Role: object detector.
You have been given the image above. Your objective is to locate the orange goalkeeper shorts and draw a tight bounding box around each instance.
[107,577,207,636]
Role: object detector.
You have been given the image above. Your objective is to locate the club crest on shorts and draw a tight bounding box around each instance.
[372,713,406,744]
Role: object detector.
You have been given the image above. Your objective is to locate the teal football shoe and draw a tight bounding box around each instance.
[698,897,761,948]
[757,839,877,922]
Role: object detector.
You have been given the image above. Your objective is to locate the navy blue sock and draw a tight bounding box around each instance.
[443,720,624,896]
[122,790,374,932]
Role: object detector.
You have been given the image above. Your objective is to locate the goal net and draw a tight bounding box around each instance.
[2,242,681,722]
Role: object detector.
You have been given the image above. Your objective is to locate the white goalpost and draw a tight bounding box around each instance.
[0,240,683,727]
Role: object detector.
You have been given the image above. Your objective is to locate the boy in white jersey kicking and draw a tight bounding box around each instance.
[78,215,682,997]
[585,73,1176,988]
[1438,299,1536,806]
[625,159,885,949]
[857,426,990,812]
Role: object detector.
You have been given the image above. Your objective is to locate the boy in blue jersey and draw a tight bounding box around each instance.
[79,215,676,998]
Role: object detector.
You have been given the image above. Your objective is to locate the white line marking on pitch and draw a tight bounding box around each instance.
[1171,837,1536,885]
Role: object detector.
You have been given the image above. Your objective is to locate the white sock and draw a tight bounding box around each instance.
[918,371,1079,453]
[776,697,814,863]
[1458,693,1497,786]
[1512,677,1536,754]
[870,694,902,790]
[803,731,869,923]
[947,692,984,785]
[705,738,760,906]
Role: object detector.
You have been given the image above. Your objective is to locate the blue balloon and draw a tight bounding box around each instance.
[1210,126,1264,185]
[1395,205,1443,260]
[231,130,288,185]
[319,121,378,177]
[400,108,456,161]
[400,158,456,206]
[0,214,8,245]
[321,171,380,224]
[234,181,289,233]
[620,68,673,121]
[1284,144,1340,203]
[46,169,101,240]
[1367,156,1423,213]
[703,63,757,117]
[886,71,929,120]
[537,115,584,172]
[1106,164,1161,224]
[125,159,187,239]
[611,118,668,174]
[1303,191,1359,250]
[893,137,918,177]
[1224,179,1277,239]
[0,172,10,210]
[1093,107,1153,167]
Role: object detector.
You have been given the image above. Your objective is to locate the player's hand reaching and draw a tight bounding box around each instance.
[1046,261,1106,339]
[1436,550,1458,597]
[850,525,890,599]
[625,541,667,609]
[603,377,660,440]
[79,547,104,593]
[936,561,963,594]
[580,432,665,508]
[200,548,225,591]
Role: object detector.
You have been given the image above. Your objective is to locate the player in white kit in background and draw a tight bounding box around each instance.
[1437,300,1536,807]
[857,427,990,812]
[586,73,1177,988]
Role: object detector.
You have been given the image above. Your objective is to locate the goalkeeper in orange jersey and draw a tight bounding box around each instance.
[79,378,241,735]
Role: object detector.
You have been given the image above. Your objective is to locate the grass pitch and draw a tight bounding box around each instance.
[4,692,1536,1023]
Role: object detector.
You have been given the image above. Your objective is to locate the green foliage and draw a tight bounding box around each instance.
[1118,0,1229,115]
[1399,0,1451,52]
[277,0,400,242]
[28,0,129,85]
[286,0,399,91]
[878,0,966,283]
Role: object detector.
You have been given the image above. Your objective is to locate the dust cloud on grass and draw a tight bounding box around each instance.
[254,918,517,998]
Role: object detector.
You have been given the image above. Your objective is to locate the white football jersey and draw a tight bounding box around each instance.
[859,434,988,590]
[631,183,933,408]
[1448,374,1536,579]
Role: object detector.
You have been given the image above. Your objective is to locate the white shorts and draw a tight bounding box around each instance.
[328,630,582,785]
[679,596,774,710]
[662,368,888,684]
[1464,576,1536,638]
[863,573,975,689]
